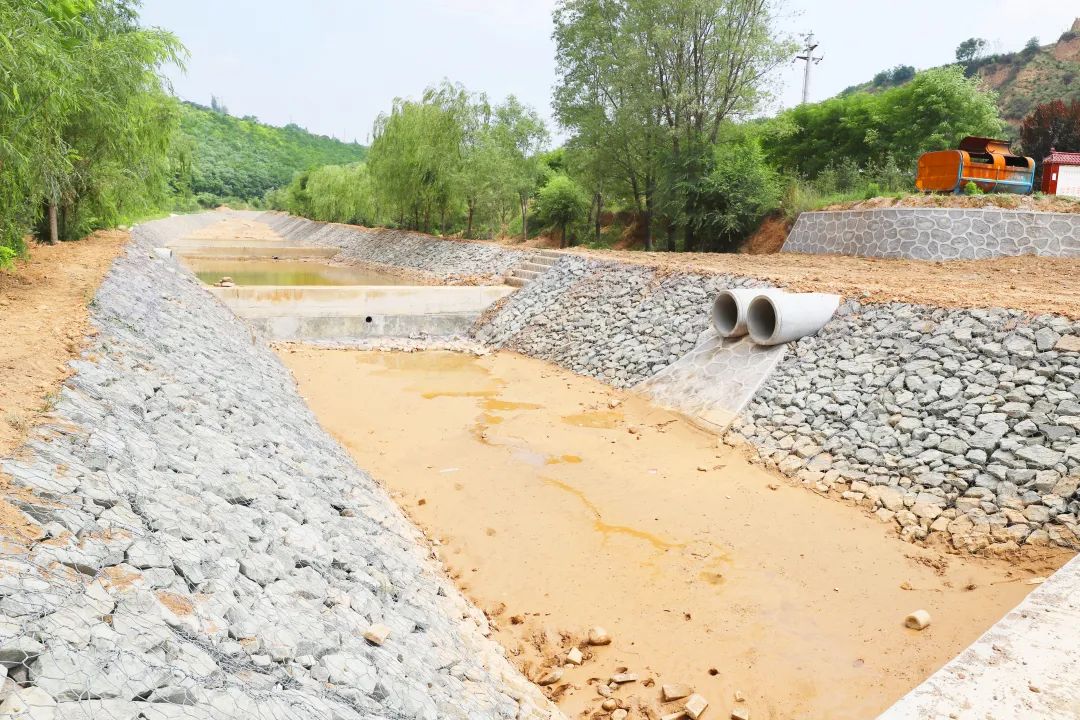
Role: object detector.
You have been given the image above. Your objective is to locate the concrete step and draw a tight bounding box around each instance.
[528,256,559,267]
[520,262,551,273]
[535,249,562,259]
[506,276,529,288]
[512,269,542,280]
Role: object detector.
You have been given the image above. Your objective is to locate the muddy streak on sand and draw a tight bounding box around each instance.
[278,347,1071,720]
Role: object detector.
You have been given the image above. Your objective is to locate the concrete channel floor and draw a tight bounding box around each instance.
[277,346,1070,720]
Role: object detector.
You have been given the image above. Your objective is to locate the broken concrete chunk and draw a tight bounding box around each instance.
[731,707,750,720]
[362,623,391,645]
[662,683,694,701]
[684,693,709,719]
[611,672,638,684]
[565,647,583,665]
[905,609,932,630]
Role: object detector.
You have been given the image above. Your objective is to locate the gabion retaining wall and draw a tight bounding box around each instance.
[0,215,555,720]
[471,258,764,388]
[784,208,1080,260]
[256,213,527,281]
[733,304,1080,554]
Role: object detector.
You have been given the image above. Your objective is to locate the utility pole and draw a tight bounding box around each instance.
[796,33,823,105]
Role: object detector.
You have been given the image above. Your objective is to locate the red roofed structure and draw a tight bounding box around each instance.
[1041,150,1080,197]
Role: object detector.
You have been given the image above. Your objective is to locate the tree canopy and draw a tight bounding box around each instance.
[0,0,184,258]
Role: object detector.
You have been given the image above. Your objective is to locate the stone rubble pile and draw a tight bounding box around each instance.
[472,259,764,388]
[256,213,526,282]
[0,216,556,720]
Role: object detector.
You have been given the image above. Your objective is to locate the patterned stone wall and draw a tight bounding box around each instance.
[783,208,1080,260]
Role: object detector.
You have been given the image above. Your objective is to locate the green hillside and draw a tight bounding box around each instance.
[841,18,1080,126]
[179,101,366,204]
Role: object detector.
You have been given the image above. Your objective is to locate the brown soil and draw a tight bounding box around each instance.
[741,214,791,254]
[0,231,129,456]
[825,194,1080,214]
[567,247,1080,319]
[278,347,1071,720]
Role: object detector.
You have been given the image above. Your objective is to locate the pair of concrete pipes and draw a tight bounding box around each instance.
[711,288,840,346]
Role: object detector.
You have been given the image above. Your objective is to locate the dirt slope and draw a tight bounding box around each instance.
[0,232,129,455]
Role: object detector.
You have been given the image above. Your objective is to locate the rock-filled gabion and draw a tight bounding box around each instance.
[733,304,1080,553]
[256,213,527,282]
[471,259,764,388]
[0,216,556,720]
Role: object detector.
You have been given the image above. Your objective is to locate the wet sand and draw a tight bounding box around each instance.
[278,347,1070,720]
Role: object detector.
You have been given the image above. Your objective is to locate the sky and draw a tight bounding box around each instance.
[139,0,1080,144]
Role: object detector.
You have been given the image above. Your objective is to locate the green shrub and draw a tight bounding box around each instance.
[963,180,983,195]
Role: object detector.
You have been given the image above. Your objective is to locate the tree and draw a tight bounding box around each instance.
[491,96,550,240]
[553,0,792,251]
[1020,100,1080,180]
[685,124,780,251]
[536,174,589,247]
[955,38,986,64]
[1022,36,1040,59]
[764,66,1003,178]
[367,82,471,233]
[0,0,186,253]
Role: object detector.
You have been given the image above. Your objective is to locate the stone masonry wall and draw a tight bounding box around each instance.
[256,212,527,281]
[0,215,556,720]
[784,208,1080,259]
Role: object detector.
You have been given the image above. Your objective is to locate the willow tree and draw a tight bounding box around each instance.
[367,82,471,234]
[0,0,184,255]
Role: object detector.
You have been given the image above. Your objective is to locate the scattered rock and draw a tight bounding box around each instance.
[611,672,639,684]
[537,668,564,686]
[565,647,583,665]
[363,623,392,646]
[731,707,750,720]
[589,627,612,646]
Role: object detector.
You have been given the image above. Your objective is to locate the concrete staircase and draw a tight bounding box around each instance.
[506,249,561,288]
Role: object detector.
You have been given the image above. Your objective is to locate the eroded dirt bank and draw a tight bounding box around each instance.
[279,346,1070,720]
[0,230,128,455]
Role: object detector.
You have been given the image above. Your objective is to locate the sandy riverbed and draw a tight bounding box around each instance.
[278,346,1069,720]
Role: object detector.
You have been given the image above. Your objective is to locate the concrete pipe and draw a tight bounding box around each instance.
[710,288,785,338]
[746,292,841,346]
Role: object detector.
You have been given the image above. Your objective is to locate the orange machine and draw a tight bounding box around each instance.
[916,137,1034,194]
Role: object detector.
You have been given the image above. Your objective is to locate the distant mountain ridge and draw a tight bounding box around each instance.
[841,18,1080,126]
[179,101,367,203]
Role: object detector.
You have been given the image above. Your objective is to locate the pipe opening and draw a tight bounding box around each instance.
[746,296,778,343]
[365,316,373,323]
[711,292,740,336]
